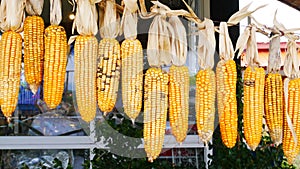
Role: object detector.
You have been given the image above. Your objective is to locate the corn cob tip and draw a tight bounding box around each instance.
[29,84,40,95]
[148,157,153,163]
[6,116,11,124]
[249,145,257,151]
[270,129,282,146]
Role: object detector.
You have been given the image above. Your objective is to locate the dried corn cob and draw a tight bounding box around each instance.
[196,68,216,145]
[0,31,22,121]
[265,73,283,145]
[144,67,168,162]
[97,38,121,115]
[283,78,300,164]
[23,15,44,94]
[243,67,265,150]
[74,35,97,122]
[121,39,143,123]
[169,65,189,143]
[216,59,237,148]
[43,25,68,109]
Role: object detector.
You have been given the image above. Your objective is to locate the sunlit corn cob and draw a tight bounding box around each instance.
[243,67,265,151]
[23,15,44,94]
[265,73,283,145]
[144,67,168,162]
[216,59,237,148]
[121,39,143,123]
[97,38,121,115]
[74,35,98,122]
[283,78,300,164]
[169,65,189,143]
[43,25,68,109]
[196,69,216,145]
[0,31,22,121]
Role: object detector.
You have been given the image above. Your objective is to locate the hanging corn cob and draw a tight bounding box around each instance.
[282,35,300,164]
[168,15,189,143]
[97,0,121,115]
[264,34,283,145]
[0,0,25,121]
[144,2,174,162]
[23,0,44,94]
[71,0,99,122]
[43,0,68,109]
[120,0,143,123]
[195,19,216,145]
[216,22,238,148]
[236,26,265,150]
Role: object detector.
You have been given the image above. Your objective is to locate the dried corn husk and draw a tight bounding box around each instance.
[49,0,62,25]
[25,0,44,15]
[100,0,119,39]
[0,0,25,32]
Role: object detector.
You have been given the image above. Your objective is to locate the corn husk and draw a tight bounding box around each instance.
[49,0,62,25]
[0,0,25,32]
[100,0,119,39]
[25,0,44,16]
[120,0,138,40]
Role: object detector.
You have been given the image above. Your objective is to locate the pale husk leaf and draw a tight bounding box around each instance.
[100,0,119,38]
[219,22,234,61]
[284,38,299,78]
[268,35,281,73]
[227,3,267,26]
[120,3,138,40]
[0,0,25,32]
[198,18,215,69]
[73,0,98,36]
[25,0,44,16]
[147,15,173,67]
[235,27,250,58]
[124,0,138,13]
[169,16,187,66]
[245,26,259,67]
[50,0,62,25]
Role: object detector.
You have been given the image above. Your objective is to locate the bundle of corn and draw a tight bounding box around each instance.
[168,16,189,143]
[216,22,238,148]
[282,35,300,164]
[0,0,25,121]
[120,0,143,123]
[23,0,44,94]
[236,26,265,150]
[264,34,283,145]
[43,0,68,109]
[97,0,121,115]
[195,19,216,145]
[70,0,100,122]
[144,2,175,162]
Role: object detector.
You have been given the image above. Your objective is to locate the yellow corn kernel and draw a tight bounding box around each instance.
[196,69,216,145]
[43,25,68,109]
[23,15,44,94]
[144,67,168,162]
[121,39,143,123]
[216,59,237,148]
[97,38,121,115]
[283,78,300,164]
[0,31,22,121]
[265,73,283,145]
[243,67,265,150]
[74,35,98,122]
[169,65,189,143]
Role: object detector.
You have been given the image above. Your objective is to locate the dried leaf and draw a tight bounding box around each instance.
[50,0,62,25]
[100,0,119,38]
[198,18,215,69]
[273,10,286,32]
[25,0,44,16]
[169,16,187,66]
[120,1,138,39]
[284,38,299,78]
[124,0,138,13]
[268,35,281,72]
[235,27,250,58]
[227,3,267,26]
[73,0,98,36]
[219,22,234,61]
